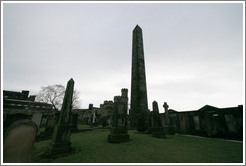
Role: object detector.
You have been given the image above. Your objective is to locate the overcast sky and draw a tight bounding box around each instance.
[2,2,244,112]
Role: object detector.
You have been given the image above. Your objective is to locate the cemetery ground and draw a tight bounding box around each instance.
[32,127,243,163]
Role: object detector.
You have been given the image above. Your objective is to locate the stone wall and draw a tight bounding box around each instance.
[160,105,243,140]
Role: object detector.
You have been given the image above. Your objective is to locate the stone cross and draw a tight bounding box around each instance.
[48,78,74,156]
[163,102,170,126]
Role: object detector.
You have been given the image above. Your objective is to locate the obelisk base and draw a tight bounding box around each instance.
[47,141,72,157]
[47,125,72,157]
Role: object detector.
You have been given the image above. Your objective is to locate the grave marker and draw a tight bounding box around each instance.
[47,78,74,156]
[151,101,166,138]
[3,119,37,163]
[108,89,130,143]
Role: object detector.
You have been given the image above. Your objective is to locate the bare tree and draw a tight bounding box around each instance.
[36,84,81,111]
[72,90,81,109]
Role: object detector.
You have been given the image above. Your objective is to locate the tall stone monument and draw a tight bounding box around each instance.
[130,25,149,132]
[163,102,170,126]
[108,89,130,143]
[47,78,74,156]
[151,101,166,138]
[152,101,162,128]
[163,102,175,134]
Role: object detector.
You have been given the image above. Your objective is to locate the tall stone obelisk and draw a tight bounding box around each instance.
[130,25,149,132]
[48,78,74,156]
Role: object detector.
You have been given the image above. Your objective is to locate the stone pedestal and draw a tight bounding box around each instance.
[47,125,72,156]
[108,127,130,143]
[48,141,72,156]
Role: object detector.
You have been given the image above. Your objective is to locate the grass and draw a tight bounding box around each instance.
[39,127,46,133]
[77,124,92,130]
[31,130,243,163]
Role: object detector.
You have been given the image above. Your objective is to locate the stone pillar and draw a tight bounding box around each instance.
[47,78,74,157]
[108,89,130,143]
[112,96,121,128]
[152,101,162,128]
[151,101,166,138]
[163,102,169,126]
[130,25,149,132]
[163,102,175,134]
[121,88,128,127]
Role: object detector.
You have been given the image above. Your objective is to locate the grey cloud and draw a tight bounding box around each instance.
[3,2,243,110]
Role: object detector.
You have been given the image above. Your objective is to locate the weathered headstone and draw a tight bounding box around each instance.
[151,101,166,138]
[32,112,43,136]
[163,102,175,134]
[3,119,37,163]
[47,78,74,156]
[32,113,43,127]
[42,113,58,139]
[130,25,149,132]
[163,102,169,126]
[108,89,130,143]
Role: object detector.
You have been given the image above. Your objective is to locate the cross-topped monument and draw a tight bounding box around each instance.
[163,102,169,126]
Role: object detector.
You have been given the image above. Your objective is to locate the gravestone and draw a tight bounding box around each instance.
[32,113,43,127]
[47,78,74,156]
[108,89,130,143]
[40,116,47,127]
[151,101,166,138]
[3,119,37,163]
[163,102,175,134]
[42,113,58,139]
[32,112,43,136]
[163,102,169,126]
